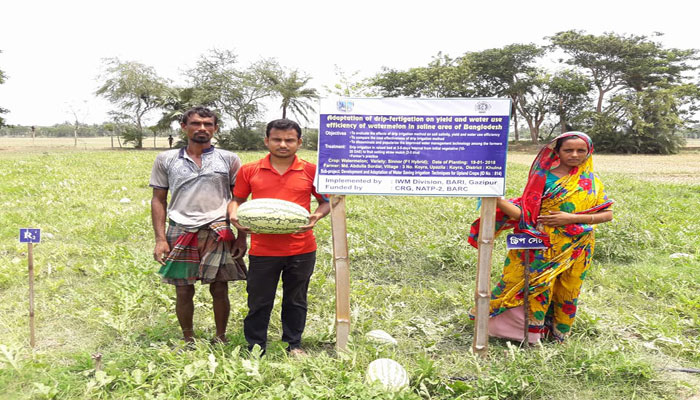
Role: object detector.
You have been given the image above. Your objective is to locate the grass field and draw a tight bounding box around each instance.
[1,140,699,399]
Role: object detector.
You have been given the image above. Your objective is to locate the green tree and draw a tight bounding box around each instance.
[589,83,700,153]
[551,30,699,153]
[324,65,372,97]
[186,50,276,130]
[513,70,556,143]
[370,53,475,98]
[464,43,546,141]
[0,50,8,127]
[549,30,696,112]
[96,58,168,148]
[548,69,592,133]
[154,86,200,131]
[266,68,319,123]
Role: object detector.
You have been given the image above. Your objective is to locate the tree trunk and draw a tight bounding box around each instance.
[511,101,519,141]
[136,119,143,149]
[596,89,604,113]
[558,98,567,134]
[74,125,78,147]
[528,122,539,144]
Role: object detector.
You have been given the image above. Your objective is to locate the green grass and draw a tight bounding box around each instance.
[0,149,698,399]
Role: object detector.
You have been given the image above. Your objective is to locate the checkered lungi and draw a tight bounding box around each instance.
[159,220,247,286]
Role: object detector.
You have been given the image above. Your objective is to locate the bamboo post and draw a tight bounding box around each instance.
[472,197,497,357]
[523,250,530,347]
[28,242,35,348]
[329,195,351,351]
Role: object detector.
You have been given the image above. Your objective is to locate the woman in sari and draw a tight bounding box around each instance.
[469,132,613,343]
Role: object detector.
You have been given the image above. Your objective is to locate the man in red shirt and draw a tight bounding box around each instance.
[229,119,330,356]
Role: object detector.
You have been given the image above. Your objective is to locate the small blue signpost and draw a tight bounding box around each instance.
[506,233,547,346]
[19,228,40,348]
[19,228,41,243]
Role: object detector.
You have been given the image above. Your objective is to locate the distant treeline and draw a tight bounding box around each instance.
[2,31,699,153]
[0,123,321,151]
[0,122,158,137]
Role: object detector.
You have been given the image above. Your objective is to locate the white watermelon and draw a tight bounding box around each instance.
[365,329,398,346]
[237,198,310,234]
[366,358,409,391]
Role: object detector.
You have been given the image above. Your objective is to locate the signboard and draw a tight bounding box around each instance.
[316,98,511,197]
[19,228,41,243]
[506,233,547,250]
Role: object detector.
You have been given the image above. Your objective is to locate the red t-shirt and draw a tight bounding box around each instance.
[233,154,327,256]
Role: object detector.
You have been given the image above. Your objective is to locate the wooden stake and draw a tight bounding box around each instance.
[28,242,36,348]
[523,250,530,347]
[330,195,351,351]
[472,197,497,357]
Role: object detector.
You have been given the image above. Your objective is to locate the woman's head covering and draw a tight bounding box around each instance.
[516,131,594,242]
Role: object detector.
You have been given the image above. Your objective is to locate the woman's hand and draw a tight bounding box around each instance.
[537,211,575,227]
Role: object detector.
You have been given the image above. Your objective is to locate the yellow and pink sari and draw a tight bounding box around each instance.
[469,132,613,341]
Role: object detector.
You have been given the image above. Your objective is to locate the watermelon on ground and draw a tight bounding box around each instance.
[366,358,409,391]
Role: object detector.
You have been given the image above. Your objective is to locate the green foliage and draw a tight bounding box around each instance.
[0,49,8,127]
[324,65,373,97]
[95,58,169,148]
[302,127,319,150]
[371,52,475,98]
[548,69,592,134]
[185,50,277,131]
[216,125,266,151]
[265,68,320,123]
[581,87,690,154]
[0,123,119,137]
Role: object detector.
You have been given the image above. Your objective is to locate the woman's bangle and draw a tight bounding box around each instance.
[590,215,594,224]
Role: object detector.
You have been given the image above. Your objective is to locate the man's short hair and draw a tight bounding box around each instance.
[181,107,219,126]
[266,118,302,138]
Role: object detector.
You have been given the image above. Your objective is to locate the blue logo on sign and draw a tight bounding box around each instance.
[337,100,354,112]
[19,228,41,243]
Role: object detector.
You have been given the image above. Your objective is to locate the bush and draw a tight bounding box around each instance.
[302,127,319,150]
[216,126,266,151]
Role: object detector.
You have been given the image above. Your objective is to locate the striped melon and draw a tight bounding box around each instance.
[365,329,398,346]
[366,358,409,391]
[237,198,310,234]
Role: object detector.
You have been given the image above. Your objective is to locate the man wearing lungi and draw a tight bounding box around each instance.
[150,106,247,345]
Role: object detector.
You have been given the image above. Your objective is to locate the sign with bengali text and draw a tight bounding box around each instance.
[506,233,547,250]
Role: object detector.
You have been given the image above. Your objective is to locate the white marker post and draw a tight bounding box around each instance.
[19,228,41,348]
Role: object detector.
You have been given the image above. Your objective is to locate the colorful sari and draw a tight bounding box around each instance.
[469,132,613,341]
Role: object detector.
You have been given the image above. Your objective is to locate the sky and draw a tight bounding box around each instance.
[0,0,698,127]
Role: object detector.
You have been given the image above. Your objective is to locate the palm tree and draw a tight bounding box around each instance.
[268,69,319,123]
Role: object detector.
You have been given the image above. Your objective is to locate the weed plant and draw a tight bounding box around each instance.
[0,149,698,399]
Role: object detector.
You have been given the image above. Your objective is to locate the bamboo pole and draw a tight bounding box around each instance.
[28,242,35,348]
[472,197,497,357]
[523,250,530,347]
[330,195,351,351]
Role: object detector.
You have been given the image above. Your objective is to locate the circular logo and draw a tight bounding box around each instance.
[475,101,491,113]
